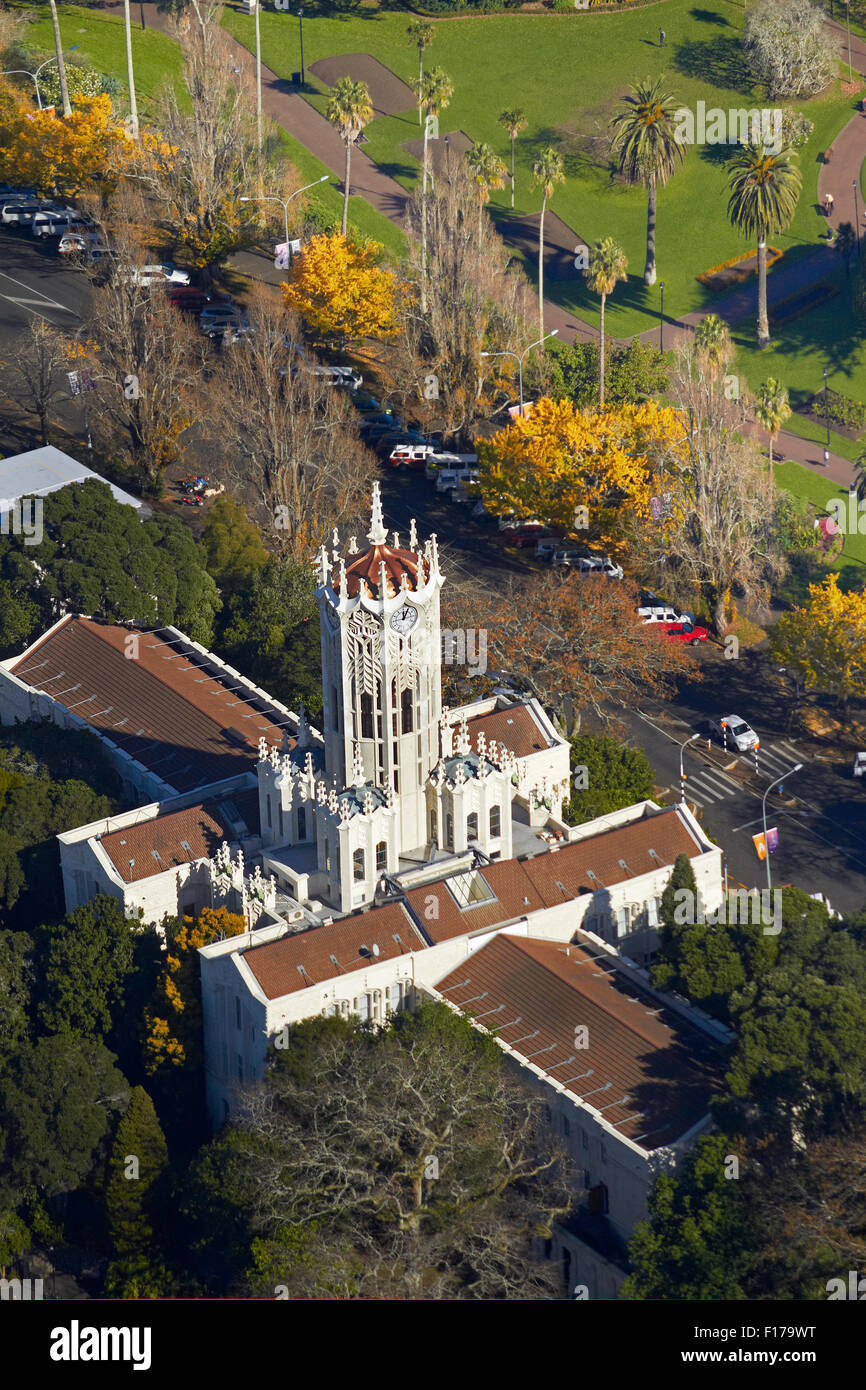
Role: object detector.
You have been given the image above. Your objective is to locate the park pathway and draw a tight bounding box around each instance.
[107,1,863,480]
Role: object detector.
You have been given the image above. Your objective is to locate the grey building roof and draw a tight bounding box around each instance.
[0,447,151,517]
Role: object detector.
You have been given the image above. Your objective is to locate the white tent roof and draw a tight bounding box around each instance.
[0,447,151,517]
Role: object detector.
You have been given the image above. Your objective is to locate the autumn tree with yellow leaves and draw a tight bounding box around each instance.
[282,232,402,343]
[475,395,686,556]
[769,573,866,720]
[0,86,132,198]
[143,906,246,1132]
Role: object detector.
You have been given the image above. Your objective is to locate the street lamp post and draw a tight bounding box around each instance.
[2,46,79,110]
[659,281,665,353]
[854,178,861,253]
[845,0,853,84]
[480,329,558,416]
[679,733,700,803]
[240,176,329,261]
[297,9,305,86]
[824,366,830,464]
[777,666,801,732]
[72,323,92,453]
[761,763,803,893]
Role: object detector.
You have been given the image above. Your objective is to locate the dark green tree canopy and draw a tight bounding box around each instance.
[565,733,656,824]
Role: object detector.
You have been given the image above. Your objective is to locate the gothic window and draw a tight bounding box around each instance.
[376,841,387,872]
[467,812,479,841]
[353,848,365,881]
[401,687,414,733]
[266,794,272,829]
[297,806,306,840]
[489,804,501,837]
[332,687,339,731]
[446,814,453,849]
[361,691,374,739]
[278,805,284,839]
[430,809,437,841]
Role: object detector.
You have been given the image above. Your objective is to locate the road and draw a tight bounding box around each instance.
[617,646,866,917]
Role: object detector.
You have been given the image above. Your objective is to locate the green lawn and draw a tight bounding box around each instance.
[773,458,866,600]
[6,1,185,120]
[223,0,857,339]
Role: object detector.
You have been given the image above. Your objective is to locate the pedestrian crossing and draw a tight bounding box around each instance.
[681,740,807,809]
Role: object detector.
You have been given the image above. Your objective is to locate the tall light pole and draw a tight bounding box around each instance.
[658,281,665,352]
[845,0,853,84]
[297,8,305,86]
[761,763,802,892]
[2,47,79,110]
[679,732,699,803]
[480,329,558,417]
[254,0,262,154]
[240,175,328,258]
[824,365,830,464]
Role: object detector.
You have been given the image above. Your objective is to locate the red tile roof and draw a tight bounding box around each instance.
[404,858,544,944]
[9,616,290,793]
[336,543,429,600]
[243,901,427,999]
[99,787,260,884]
[521,807,702,906]
[435,933,720,1149]
[463,703,555,759]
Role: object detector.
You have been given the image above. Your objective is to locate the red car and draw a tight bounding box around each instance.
[662,621,708,646]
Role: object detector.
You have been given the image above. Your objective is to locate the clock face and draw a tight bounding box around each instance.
[390,603,419,636]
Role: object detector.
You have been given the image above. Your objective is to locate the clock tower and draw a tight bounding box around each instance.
[317,483,444,855]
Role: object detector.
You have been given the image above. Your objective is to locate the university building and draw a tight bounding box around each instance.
[0,484,727,1298]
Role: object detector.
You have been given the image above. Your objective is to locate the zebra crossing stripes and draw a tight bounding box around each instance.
[683,741,807,808]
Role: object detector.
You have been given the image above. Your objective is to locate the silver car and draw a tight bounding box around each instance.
[709,714,759,753]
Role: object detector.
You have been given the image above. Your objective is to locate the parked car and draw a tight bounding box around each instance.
[388,444,437,468]
[1,199,60,225]
[709,715,759,753]
[58,230,106,258]
[641,605,696,625]
[551,546,589,567]
[167,286,221,315]
[329,365,363,389]
[662,621,708,646]
[124,262,191,287]
[575,555,624,579]
[31,208,84,238]
[535,537,563,560]
[358,411,401,432]
[504,523,553,548]
[352,392,384,413]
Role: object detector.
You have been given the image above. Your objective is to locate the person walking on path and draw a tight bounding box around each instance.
[659,29,665,46]
[824,191,835,215]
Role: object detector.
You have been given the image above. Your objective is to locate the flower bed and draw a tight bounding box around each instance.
[697,246,782,293]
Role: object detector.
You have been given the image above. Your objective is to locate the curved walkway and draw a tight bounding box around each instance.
[108,2,862,480]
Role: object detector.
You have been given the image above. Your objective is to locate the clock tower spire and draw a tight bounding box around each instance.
[316,484,444,855]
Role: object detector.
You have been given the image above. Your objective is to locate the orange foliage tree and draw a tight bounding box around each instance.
[282,233,403,342]
[143,905,246,1076]
[0,86,133,197]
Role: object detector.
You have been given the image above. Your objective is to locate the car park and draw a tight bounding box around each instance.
[58,230,106,258]
[435,467,480,494]
[709,715,759,753]
[31,208,84,237]
[662,621,708,646]
[551,546,589,566]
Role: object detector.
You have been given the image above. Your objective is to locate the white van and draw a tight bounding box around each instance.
[425,451,478,479]
[32,209,85,238]
[1,200,59,225]
[435,467,480,494]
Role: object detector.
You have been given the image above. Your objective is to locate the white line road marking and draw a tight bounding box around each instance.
[0,270,78,322]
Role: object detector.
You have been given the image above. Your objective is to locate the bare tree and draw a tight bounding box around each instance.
[81,218,203,488]
[392,151,534,442]
[227,1007,574,1299]
[743,0,835,98]
[140,3,298,272]
[211,291,375,560]
[659,344,786,633]
[2,317,68,445]
[444,570,691,736]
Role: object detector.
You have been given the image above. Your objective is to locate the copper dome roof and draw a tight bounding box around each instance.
[334,544,429,600]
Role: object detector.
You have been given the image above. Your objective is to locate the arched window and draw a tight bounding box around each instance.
[430,809,437,841]
[297,805,306,840]
[401,687,414,733]
[353,848,365,881]
[360,691,374,739]
[278,805,284,840]
[266,794,272,829]
[489,804,501,837]
[467,812,479,841]
[445,814,453,849]
[376,840,387,872]
[332,686,339,731]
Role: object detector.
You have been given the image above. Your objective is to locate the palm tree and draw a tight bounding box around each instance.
[584,237,628,406]
[498,107,527,210]
[465,142,507,245]
[727,144,801,349]
[611,78,685,286]
[327,78,374,239]
[123,0,139,140]
[415,66,453,314]
[693,313,733,377]
[531,147,565,342]
[407,19,434,127]
[47,0,71,117]
[754,378,791,467]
